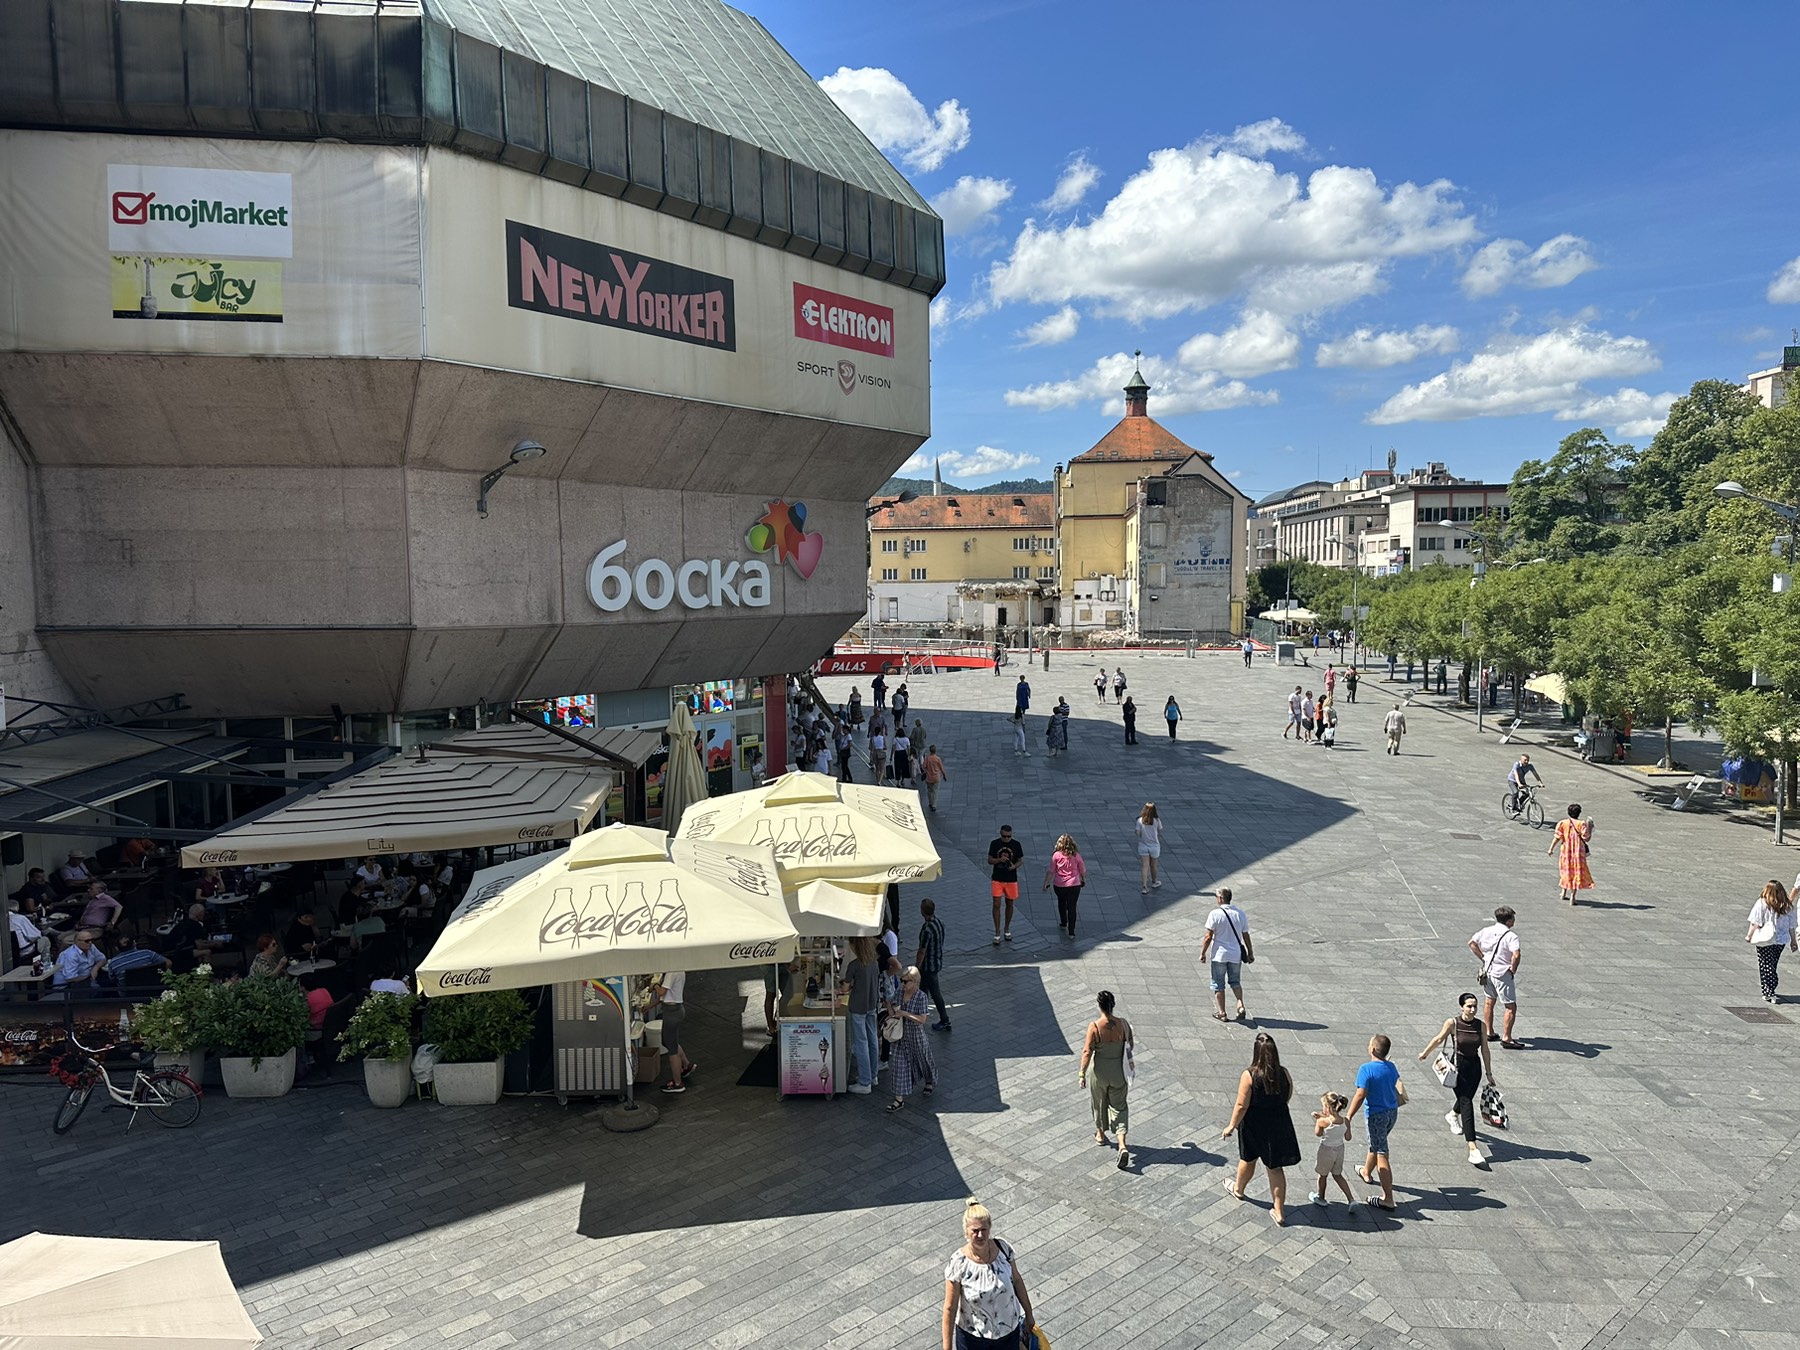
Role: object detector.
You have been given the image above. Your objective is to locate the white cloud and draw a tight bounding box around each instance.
[1213,117,1310,157]
[817,67,970,173]
[987,126,1476,321]
[1770,256,1800,304]
[939,446,1039,478]
[1018,306,1080,347]
[1460,234,1598,298]
[931,175,1014,236]
[1555,388,1679,440]
[1005,350,1278,416]
[1316,324,1460,369]
[1368,324,1659,425]
[1039,154,1101,212]
[1176,309,1300,377]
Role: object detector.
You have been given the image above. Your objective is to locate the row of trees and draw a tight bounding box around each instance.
[1264,379,1800,765]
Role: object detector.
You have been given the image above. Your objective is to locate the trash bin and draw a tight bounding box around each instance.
[1276,641,1297,666]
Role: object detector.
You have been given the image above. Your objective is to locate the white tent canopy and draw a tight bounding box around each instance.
[0,1231,263,1347]
[1259,606,1319,622]
[416,824,797,995]
[789,878,885,936]
[179,723,615,867]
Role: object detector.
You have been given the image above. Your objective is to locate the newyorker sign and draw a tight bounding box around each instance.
[507,221,735,351]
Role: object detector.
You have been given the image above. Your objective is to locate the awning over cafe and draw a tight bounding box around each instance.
[178,723,614,867]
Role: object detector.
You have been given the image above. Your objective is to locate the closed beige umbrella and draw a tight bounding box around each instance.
[0,1231,263,1347]
[659,700,708,835]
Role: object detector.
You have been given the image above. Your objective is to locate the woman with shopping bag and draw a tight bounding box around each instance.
[1417,991,1497,1168]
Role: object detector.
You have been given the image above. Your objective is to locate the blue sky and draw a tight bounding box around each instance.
[744,0,1800,500]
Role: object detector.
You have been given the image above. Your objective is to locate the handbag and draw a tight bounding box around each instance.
[1219,906,1254,964]
[1752,920,1779,945]
[880,1010,905,1042]
[1480,1082,1508,1129]
[1432,1048,1456,1089]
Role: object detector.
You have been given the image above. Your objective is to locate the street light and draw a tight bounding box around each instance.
[476,439,547,518]
[1324,530,1365,661]
[865,489,919,520]
[1714,480,1799,522]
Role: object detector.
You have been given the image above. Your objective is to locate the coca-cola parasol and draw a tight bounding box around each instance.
[672,770,942,888]
[415,823,797,996]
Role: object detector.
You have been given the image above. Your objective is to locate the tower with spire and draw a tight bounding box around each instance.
[1124,350,1150,418]
[933,456,943,496]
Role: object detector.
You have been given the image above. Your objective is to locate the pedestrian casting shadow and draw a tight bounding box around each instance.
[1484,1140,1591,1165]
[1522,1037,1610,1058]
[1122,1139,1226,1173]
[1244,1017,1329,1032]
[1573,901,1655,911]
[1393,1185,1507,1218]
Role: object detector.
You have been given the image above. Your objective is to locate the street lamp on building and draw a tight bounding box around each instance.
[865,489,919,520]
[476,439,547,518]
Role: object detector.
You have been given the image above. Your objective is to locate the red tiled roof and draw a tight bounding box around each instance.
[1070,415,1211,465]
[867,493,1053,528]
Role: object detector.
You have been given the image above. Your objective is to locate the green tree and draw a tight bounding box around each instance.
[1507,428,1630,555]
[1621,380,1761,549]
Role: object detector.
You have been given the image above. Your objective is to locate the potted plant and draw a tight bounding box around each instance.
[338,992,417,1108]
[422,989,532,1105]
[198,976,310,1098]
[130,965,219,1078]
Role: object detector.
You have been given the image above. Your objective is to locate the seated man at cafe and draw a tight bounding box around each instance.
[78,879,124,932]
[57,851,94,894]
[284,910,325,962]
[104,934,170,984]
[369,963,410,997]
[11,867,54,916]
[354,856,387,889]
[162,903,211,974]
[52,929,109,993]
[8,902,47,966]
[119,837,157,868]
[336,876,369,927]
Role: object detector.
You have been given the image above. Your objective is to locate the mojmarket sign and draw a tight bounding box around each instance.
[107,165,294,258]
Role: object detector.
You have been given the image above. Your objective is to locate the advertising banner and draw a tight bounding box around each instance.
[110,255,283,322]
[0,130,421,358]
[424,152,930,438]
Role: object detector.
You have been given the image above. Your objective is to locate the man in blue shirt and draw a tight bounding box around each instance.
[52,930,109,994]
[104,935,170,985]
[1345,1034,1402,1211]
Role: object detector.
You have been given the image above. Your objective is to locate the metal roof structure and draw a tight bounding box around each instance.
[0,0,945,294]
[178,723,616,866]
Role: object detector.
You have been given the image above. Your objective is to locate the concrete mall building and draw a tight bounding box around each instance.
[0,0,942,831]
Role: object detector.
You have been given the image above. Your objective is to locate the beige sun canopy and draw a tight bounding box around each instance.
[179,723,615,867]
[0,1231,264,1347]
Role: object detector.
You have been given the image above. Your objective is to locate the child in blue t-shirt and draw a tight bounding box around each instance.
[1345,1034,1403,1211]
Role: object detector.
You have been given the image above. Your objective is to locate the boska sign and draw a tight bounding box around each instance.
[587,540,771,614]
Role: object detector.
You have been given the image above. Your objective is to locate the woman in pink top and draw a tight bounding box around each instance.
[1042,834,1089,939]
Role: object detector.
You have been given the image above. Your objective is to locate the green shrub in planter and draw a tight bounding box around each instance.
[422,989,532,1064]
[131,964,220,1053]
[339,992,417,1063]
[196,975,310,1067]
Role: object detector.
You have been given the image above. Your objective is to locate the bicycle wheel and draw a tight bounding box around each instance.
[1524,797,1546,828]
[1499,792,1520,821]
[136,1072,202,1128]
[52,1084,93,1135]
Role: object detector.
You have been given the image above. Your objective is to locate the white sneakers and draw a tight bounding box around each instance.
[847,1083,872,1095]
[1445,1111,1459,1134]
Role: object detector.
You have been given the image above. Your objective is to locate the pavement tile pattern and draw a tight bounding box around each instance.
[2,652,1791,1349]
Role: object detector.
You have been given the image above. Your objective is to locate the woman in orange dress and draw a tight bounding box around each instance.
[1548,803,1594,904]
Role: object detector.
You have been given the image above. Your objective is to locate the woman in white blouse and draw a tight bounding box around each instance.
[1134,803,1165,895]
[1748,878,1799,1004]
[941,1198,1034,1350]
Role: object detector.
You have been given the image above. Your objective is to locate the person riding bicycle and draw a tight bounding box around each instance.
[1506,754,1543,813]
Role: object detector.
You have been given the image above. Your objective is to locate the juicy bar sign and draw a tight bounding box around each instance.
[507,221,735,351]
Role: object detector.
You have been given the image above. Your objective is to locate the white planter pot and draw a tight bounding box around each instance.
[219,1047,297,1098]
[432,1058,504,1105]
[363,1057,413,1109]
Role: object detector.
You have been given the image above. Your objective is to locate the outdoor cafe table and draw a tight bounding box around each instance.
[287,959,336,976]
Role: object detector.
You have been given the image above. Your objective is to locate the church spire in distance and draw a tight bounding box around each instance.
[1124,351,1150,418]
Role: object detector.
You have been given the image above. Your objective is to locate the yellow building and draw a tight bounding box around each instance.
[868,492,1055,636]
[1054,367,1247,634]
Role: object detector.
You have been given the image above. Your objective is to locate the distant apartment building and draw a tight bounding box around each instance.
[867,492,1055,633]
[1748,345,1800,409]
[1248,462,1509,577]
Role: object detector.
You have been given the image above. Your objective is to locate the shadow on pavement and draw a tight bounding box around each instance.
[1521,1037,1611,1058]
[1125,1139,1228,1173]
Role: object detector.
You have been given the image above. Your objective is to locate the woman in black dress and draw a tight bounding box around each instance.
[1121,697,1137,745]
[1222,1032,1303,1225]
[1417,991,1496,1168]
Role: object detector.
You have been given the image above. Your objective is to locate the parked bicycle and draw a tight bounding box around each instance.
[1500,783,1546,828]
[49,1034,202,1136]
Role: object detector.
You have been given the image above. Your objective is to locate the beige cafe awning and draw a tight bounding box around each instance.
[674,771,942,888]
[790,878,886,937]
[1526,673,1569,704]
[0,1231,263,1347]
[179,723,614,867]
[416,824,797,996]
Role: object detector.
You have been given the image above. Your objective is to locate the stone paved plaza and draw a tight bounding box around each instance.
[4,651,1794,1350]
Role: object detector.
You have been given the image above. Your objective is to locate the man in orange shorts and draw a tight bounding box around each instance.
[987,824,1025,945]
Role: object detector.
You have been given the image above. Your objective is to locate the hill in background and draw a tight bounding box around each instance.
[877,475,1053,498]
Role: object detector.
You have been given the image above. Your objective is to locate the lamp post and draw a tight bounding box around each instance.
[1716,480,1800,842]
[476,439,547,518]
[1435,520,1489,732]
[1324,530,1365,662]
